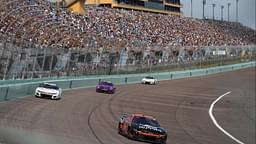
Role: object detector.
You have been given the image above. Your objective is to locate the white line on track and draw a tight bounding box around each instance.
[209,91,245,144]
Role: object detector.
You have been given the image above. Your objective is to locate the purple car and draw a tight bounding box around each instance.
[96,81,116,94]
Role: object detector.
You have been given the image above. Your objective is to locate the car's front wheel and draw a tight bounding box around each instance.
[127,127,136,140]
[108,90,115,94]
[35,94,41,98]
[118,123,122,134]
[52,96,61,100]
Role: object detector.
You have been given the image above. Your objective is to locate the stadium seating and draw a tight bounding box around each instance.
[0,0,255,79]
[0,0,255,50]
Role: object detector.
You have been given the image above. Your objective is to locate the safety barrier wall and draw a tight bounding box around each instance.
[0,61,255,101]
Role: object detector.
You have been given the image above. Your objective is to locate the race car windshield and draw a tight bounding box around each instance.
[145,76,154,79]
[133,116,160,127]
[40,84,59,90]
[100,82,113,86]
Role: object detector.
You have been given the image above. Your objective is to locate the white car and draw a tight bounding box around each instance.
[35,83,62,100]
[141,76,157,85]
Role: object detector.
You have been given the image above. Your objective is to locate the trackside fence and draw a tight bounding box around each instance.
[0,61,255,101]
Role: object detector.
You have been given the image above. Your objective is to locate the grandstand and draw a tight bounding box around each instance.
[0,0,255,80]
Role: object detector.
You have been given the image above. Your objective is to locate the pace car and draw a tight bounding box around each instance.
[141,76,157,85]
[96,81,116,94]
[118,113,167,144]
[35,83,62,100]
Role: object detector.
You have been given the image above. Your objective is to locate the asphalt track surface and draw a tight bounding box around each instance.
[0,68,255,144]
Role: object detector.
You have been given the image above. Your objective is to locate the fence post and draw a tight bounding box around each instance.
[170,74,173,79]
[69,80,73,89]
[4,87,9,101]
[125,77,127,83]
[48,48,54,77]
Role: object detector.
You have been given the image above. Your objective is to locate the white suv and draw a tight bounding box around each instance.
[35,83,62,100]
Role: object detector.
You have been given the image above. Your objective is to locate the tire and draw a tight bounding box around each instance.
[127,130,133,139]
[118,123,122,135]
[35,95,41,98]
[160,137,167,144]
[127,127,136,140]
[127,126,131,137]
[109,90,114,94]
[51,95,60,100]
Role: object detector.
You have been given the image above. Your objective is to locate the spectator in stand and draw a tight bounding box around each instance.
[0,0,255,50]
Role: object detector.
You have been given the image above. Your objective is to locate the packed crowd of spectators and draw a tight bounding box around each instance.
[0,0,255,79]
[0,0,255,50]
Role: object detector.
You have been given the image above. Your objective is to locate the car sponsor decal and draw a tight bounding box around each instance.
[138,124,162,132]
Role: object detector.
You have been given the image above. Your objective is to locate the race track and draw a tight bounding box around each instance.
[0,68,255,144]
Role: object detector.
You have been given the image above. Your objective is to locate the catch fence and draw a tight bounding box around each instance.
[0,41,255,80]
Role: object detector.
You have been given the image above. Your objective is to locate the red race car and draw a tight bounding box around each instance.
[118,113,167,144]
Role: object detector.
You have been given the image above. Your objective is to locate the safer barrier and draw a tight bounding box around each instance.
[0,61,255,101]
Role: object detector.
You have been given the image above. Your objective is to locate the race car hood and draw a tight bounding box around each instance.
[134,124,166,135]
[142,78,155,82]
[36,87,59,94]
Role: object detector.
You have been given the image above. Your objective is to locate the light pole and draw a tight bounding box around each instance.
[221,5,224,21]
[203,0,206,19]
[227,3,231,22]
[236,0,239,22]
[212,3,216,20]
[191,0,193,17]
